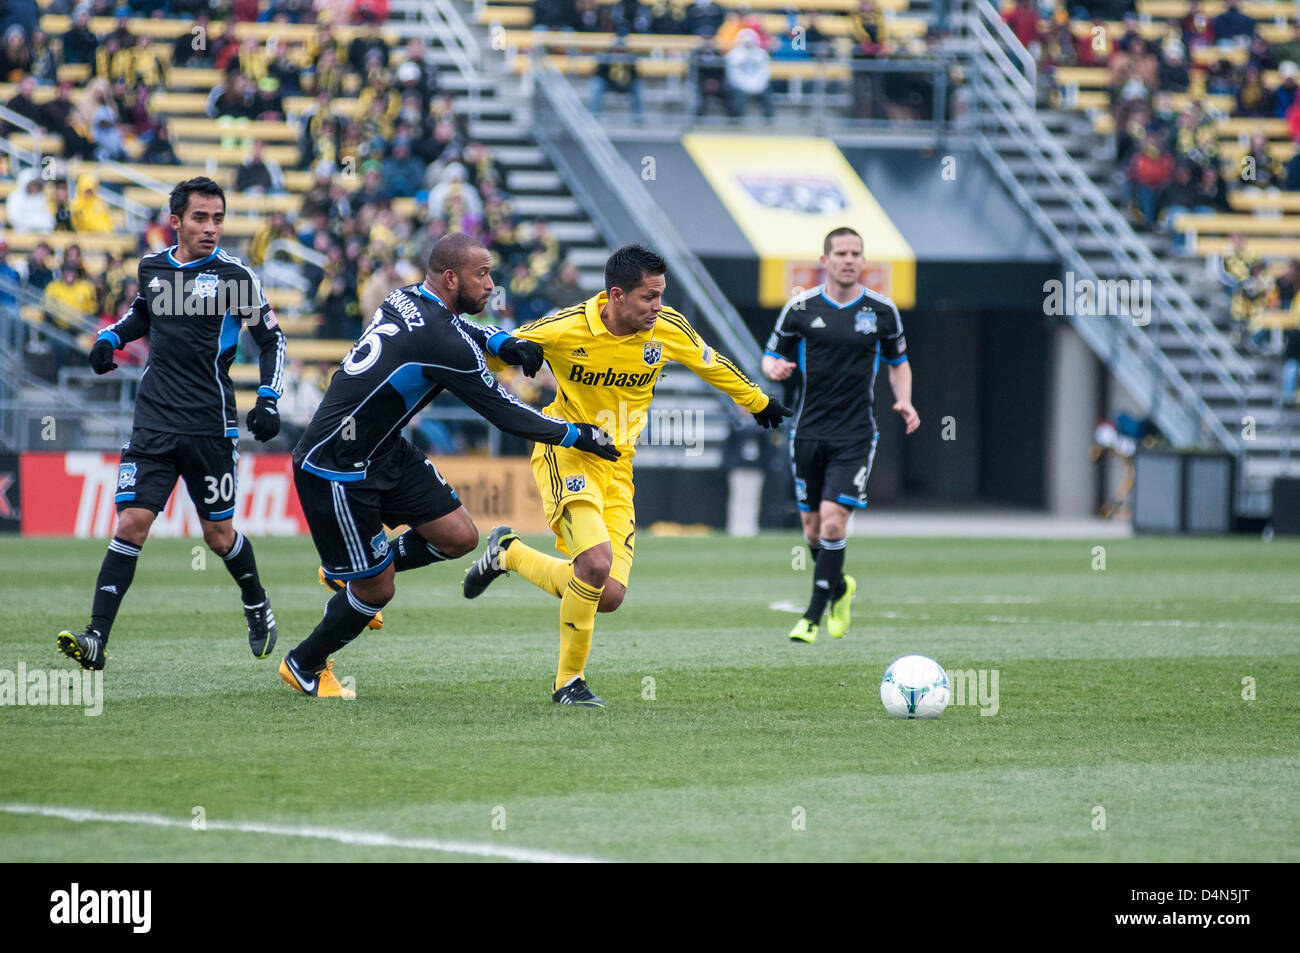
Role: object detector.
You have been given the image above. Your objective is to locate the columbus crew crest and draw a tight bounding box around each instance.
[565,474,586,493]
[642,342,663,366]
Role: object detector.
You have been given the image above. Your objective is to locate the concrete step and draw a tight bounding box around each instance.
[468,120,532,142]
[548,221,600,243]
[512,194,583,218]
[506,169,564,193]
[492,145,547,168]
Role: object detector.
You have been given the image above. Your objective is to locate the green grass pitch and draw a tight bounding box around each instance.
[1,533,1297,862]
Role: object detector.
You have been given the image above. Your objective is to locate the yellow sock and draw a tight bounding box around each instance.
[503,539,572,598]
[557,576,602,690]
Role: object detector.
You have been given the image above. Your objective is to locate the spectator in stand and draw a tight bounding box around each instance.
[1,0,39,38]
[1158,39,1190,94]
[683,0,725,37]
[1126,132,1175,228]
[50,180,74,231]
[70,173,113,233]
[726,27,774,120]
[30,29,58,85]
[1287,150,1300,190]
[590,37,644,121]
[43,262,97,331]
[1230,261,1271,350]
[610,0,651,36]
[1275,61,1298,119]
[1181,3,1215,51]
[276,360,325,449]
[649,2,682,34]
[574,0,603,34]
[537,0,580,31]
[4,76,42,130]
[0,25,32,83]
[236,140,286,193]
[63,7,100,65]
[1236,65,1273,117]
[1109,36,1159,95]
[316,271,361,340]
[7,169,55,232]
[24,242,56,292]
[1276,260,1300,310]
[353,0,390,25]
[91,107,127,161]
[381,136,427,199]
[1242,133,1282,188]
[38,81,94,160]
[141,122,181,164]
[99,277,147,366]
[1281,327,1300,405]
[0,243,20,311]
[173,11,213,67]
[716,6,769,51]
[1197,165,1232,212]
[1247,32,1275,72]
[1211,0,1254,44]
[1160,163,1211,251]
[546,261,583,309]
[1003,0,1041,54]
[1276,22,1300,66]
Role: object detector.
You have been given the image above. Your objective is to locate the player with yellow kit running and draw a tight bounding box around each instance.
[462,244,791,707]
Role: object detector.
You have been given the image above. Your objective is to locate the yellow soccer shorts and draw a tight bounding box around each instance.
[531,442,636,588]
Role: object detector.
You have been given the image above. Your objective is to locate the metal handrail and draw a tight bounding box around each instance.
[427,0,482,77]
[962,3,1247,451]
[0,104,43,171]
[533,60,763,382]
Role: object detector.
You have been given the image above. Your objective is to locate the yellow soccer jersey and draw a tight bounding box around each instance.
[490,292,769,455]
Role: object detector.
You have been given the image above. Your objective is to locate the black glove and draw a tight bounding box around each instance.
[752,396,793,429]
[89,337,118,375]
[246,395,281,442]
[571,423,621,461]
[498,337,544,378]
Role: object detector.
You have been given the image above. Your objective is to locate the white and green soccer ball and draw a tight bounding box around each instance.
[880,654,950,719]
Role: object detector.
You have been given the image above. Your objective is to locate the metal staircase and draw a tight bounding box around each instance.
[955,0,1298,515]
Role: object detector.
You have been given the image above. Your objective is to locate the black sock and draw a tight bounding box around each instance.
[808,543,822,566]
[90,537,142,644]
[804,538,846,623]
[220,531,267,606]
[291,585,382,672]
[392,529,449,572]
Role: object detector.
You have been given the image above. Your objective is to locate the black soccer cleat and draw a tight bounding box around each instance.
[463,525,518,599]
[244,599,278,659]
[57,627,106,671]
[552,677,607,708]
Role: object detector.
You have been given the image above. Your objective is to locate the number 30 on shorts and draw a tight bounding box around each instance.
[204,473,235,504]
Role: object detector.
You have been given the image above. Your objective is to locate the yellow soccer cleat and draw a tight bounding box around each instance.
[318,566,383,629]
[826,574,857,639]
[280,655,355,699]
[788,618,818,643]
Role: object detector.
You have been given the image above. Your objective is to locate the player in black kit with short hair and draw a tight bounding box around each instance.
[58,177,288,670]
[280,232,619,698]
[763,227,921,644]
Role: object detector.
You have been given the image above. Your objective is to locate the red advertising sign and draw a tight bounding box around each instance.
[20,452,308,538]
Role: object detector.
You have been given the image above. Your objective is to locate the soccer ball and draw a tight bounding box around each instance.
[880,655,950,719]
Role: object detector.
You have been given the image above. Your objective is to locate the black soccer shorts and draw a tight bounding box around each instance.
[790,435,879,512]
[293,439,462,580]
[115,428,241,521]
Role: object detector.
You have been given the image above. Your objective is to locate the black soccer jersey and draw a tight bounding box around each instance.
[295,283,575,482]
[765,284,907,442]
[98,246,287,438]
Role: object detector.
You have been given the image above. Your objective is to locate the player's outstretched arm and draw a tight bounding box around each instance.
[91,293,151,374]
[426,351,619,460]
[458,318,545,377]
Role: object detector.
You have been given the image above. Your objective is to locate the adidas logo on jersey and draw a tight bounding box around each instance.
[571,347,589,358]
[810,317,827,328]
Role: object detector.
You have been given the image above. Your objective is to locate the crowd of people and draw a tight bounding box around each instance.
[0,0,585,388]
[1011,0,1300,385]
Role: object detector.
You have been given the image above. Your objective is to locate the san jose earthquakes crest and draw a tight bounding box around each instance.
[642,342,663,366]
[192,272,220,299]
[117,462,137,489]
[854,308,877,335]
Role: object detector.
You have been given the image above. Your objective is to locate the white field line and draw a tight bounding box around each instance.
[1,803,609,863]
